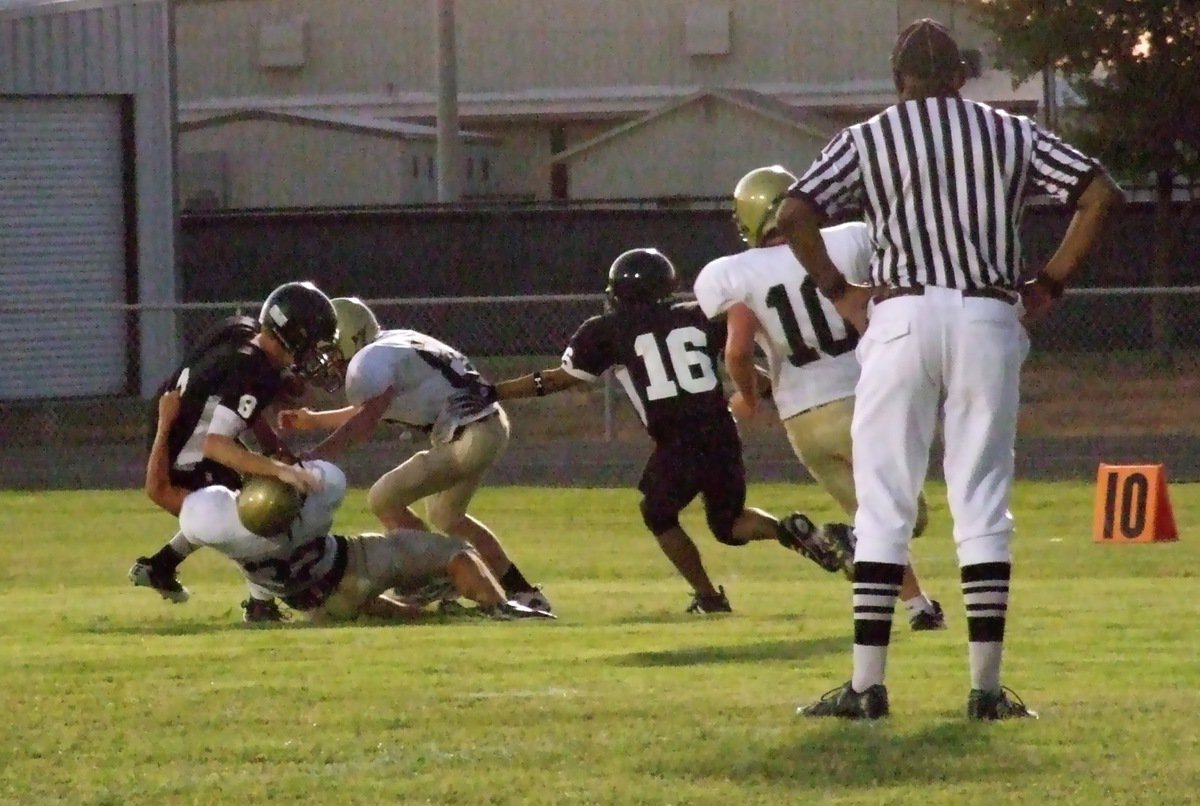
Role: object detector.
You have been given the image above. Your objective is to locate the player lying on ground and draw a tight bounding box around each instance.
[491,247,856,614]
[693,164,946,631]
[275,297,552,614]
[135,391,554,622]
[129,281,339,622]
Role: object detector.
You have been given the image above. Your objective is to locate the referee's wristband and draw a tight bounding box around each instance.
[1034,271,1066,300]
[818,275,849,302]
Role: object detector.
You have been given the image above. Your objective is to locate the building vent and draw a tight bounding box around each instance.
[685,2,731,56]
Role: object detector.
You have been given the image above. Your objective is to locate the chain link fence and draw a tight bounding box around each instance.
[2,288,1199,489]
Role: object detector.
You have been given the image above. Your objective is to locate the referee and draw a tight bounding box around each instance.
[778,18,1123,720]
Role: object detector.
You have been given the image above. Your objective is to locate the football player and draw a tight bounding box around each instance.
[129,281,338,622]
[143,391,553,622]
[490,248,856,614]
[275,298,552,613]
[692,165,945,630]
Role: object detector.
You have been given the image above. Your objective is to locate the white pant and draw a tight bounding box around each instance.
[851,287,1029,567]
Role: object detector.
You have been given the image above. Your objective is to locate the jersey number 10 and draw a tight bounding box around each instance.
[765,277,858,367]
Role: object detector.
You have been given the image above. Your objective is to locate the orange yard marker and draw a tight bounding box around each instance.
[1092,464,1178,543]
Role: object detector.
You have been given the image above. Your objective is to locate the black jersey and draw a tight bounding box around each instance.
[161,319,284,479]
[562,301,729,441]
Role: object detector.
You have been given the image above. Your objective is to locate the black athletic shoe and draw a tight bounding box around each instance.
[967,686,1038,721]
[241,598,286,624]
[686,585,732,614]
[910,599,947,631]
[797,680,889,720]
[779,514,855,577]
[128,557,190,603]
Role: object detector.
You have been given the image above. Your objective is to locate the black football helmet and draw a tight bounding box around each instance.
[258,281,339,380]
[605,248,678,309]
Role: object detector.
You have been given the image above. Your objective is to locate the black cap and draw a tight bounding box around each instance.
[892,18,963,85]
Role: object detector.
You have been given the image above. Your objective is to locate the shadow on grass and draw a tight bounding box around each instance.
[612,636,845,667]
[661,718,1016,789]
[78,620,243,636]
[78,607,529,636]
[609,611,805,626]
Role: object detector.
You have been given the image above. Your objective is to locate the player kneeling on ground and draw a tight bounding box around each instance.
[491,247,855,613]
[137,391,554,622]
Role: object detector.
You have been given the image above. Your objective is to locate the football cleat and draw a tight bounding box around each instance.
[241,597,286,624]
[129,557,190,603]
[686,585,733,614]
[778,514,856,577]
[797,681,889,720]
[490,600,557,620]
[967,686,1038,721]
[910,599,947,631]
[510,587,553,614]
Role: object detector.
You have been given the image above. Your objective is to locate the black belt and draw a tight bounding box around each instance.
[873,284,1017,306]
[282,535,349,611]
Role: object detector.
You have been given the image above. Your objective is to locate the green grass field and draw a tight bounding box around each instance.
[2,481,1198,805]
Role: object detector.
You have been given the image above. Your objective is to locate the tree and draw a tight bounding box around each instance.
[967,0,1200,352]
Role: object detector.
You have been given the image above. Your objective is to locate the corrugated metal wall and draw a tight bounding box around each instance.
[0,0,179,398]
[0,97,127,398]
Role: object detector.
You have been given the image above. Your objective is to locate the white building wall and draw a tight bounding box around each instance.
[566,102,831,199]
[174,0,986,104]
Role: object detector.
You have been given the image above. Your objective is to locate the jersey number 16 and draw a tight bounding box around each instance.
[633,327,718,401]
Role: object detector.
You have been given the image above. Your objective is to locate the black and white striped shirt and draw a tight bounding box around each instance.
[788,97,1100,290]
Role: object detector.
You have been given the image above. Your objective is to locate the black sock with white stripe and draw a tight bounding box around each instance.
[961,561,1011,692]
[851,561,905,691]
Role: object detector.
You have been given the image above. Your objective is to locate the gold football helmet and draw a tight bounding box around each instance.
[732,165,798,247]
[330,297,381,363]
[237,475,303,537]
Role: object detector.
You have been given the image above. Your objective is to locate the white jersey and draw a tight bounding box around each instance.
[345,329,500,444]
[177,460,347,600]
[693,222,871,419]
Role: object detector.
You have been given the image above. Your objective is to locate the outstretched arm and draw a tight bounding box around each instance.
[302,387,397,461]
[494,367,587,401]
[145,391,189,516]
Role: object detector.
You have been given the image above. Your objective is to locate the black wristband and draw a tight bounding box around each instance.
[819,275,849,302]
[532,371,547,397]
[1035,271,1066,300]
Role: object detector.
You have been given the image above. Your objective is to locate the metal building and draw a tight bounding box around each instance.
[0,0,177,400]
[178,109,503,209]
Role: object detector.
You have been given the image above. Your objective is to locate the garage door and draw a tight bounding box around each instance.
[0,96,128,399]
